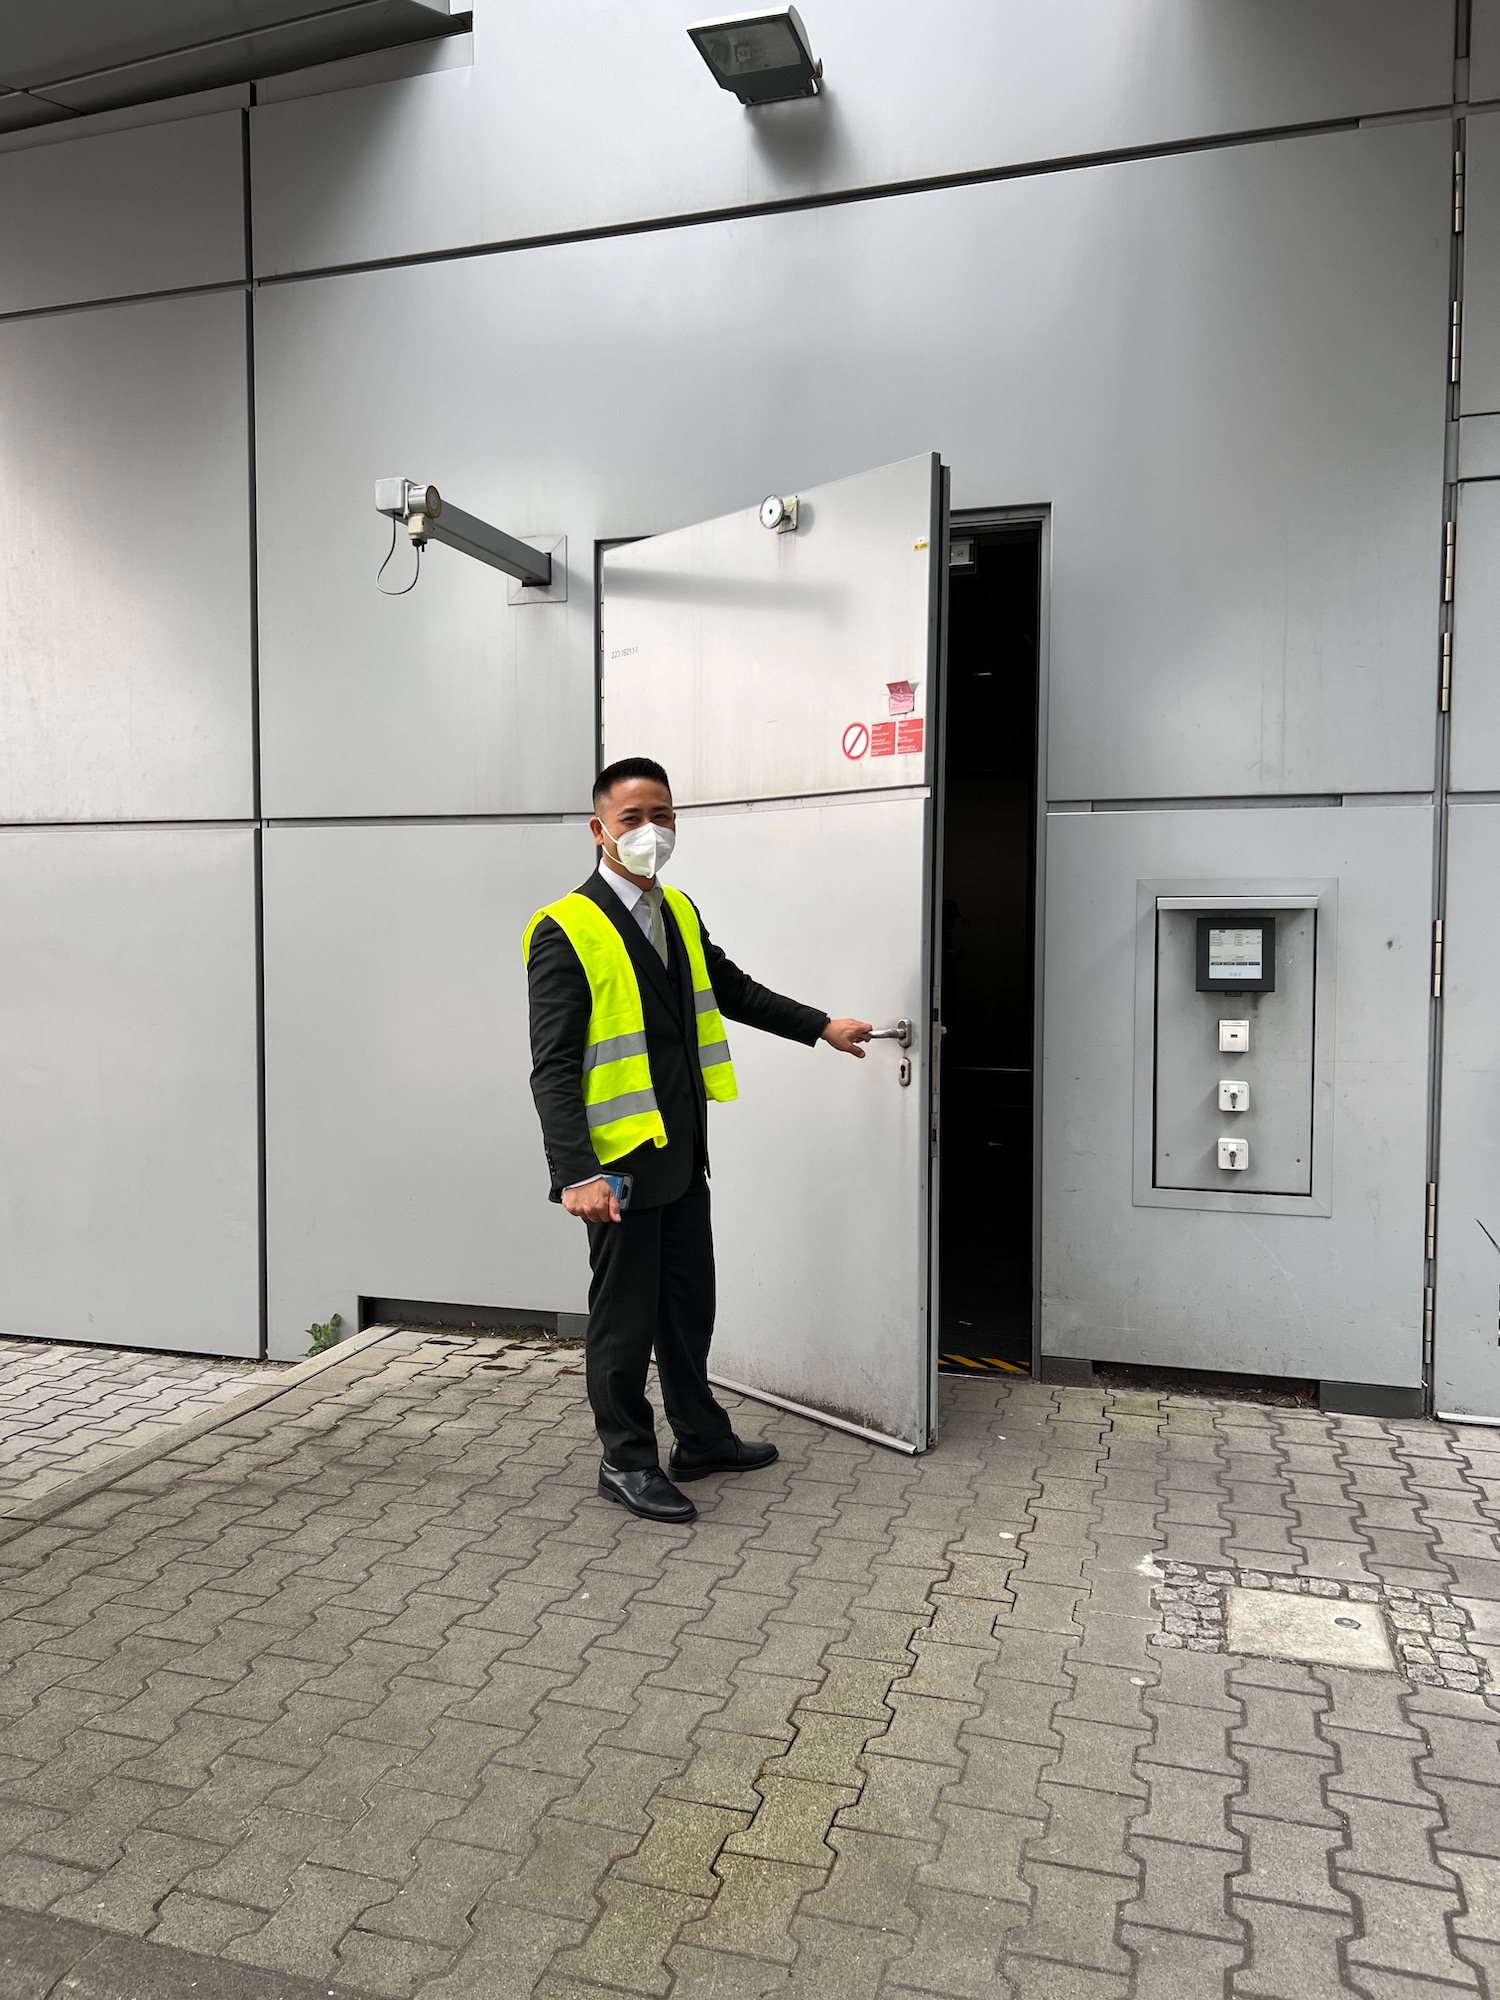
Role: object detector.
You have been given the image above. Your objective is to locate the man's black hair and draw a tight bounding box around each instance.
[593,756,672,808]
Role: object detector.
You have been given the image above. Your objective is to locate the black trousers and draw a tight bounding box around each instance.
[584,1169,735,1470]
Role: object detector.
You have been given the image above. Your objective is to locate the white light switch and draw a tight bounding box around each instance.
[1219,1020,1250,1053]
[1218,1136,1249,1171]
[1218,1079,1250,1112]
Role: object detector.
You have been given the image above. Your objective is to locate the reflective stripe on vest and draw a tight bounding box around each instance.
[522,893,667,1165]
[661,886,739,1105]
[522,885,738,1164]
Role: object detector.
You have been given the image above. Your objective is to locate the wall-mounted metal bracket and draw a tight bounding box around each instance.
[374,479,553,588]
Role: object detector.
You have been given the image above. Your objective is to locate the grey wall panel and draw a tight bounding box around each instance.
[1040,804,1432,1386]
[1451,478,1500,789]
[0,292,254,822]
[0,112,244,315]
[1472,1,1500,114]
[0,828,260,1357]
[256,121,1448,817]
[1433,804,1500,1418]
[1462,113,1500,416]
[250,0,1452,275]
[262,821,590,1360]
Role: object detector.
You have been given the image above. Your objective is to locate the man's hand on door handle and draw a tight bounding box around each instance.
[820,1018,874,1058]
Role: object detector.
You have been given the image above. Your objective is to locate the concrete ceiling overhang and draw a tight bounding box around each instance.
[0,0,456,129]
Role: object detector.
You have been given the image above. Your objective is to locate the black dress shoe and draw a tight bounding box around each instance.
[668,1436,779,1482]
[598,1461,697,1522]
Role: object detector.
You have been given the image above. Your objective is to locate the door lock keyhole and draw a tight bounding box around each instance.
[898,1056,912,1087]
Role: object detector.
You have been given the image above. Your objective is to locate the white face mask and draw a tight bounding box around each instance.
[605,821,675,878]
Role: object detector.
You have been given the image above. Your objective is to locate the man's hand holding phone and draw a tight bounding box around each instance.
[562,1175,628,1223]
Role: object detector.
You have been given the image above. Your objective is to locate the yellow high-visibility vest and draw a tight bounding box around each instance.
[522,884,738,1166]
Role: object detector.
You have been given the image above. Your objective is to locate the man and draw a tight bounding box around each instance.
[524,756,872,1523]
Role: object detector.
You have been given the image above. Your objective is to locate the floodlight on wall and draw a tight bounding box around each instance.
[688,7,822,104]
[373,478,555,596]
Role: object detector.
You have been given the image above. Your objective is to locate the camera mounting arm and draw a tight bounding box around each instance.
[374,479,552,588]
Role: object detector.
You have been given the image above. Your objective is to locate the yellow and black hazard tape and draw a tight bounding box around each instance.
[938,1352,1028,1375]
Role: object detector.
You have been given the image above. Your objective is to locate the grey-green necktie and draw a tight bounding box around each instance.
[645,886,669,968]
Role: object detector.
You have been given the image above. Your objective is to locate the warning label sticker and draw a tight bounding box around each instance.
[841,716,926,761]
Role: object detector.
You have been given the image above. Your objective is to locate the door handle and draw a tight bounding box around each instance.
[867,1019,912,1048]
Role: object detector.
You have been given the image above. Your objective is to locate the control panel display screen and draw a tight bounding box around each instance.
[1195,915,1276,993]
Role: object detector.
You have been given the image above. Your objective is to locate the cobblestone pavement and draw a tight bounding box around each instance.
[1,1327,1499,2000]
[0,1338,286,1513]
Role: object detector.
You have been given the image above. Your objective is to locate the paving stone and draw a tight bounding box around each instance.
[942,1737,1055,1818]
[1324,1729,1433,1809]
[1001,1956,1126,2000]
[615,1801,748,1896]
[663,1944,791,1999]
[47,1827,221,1935]
[1336,1796,1458,1890]
[1002,1860,1134,1975]
[661,1729,782,1812]
[355,1835,509,1946]
[1234,1744,1341,1828]
[676,1853,825,1962]
[1122,1924,1243,1997]
[890,1885,1024,1998]
[913,1802,1038,1906]
[798,1827,932,1934]
[1045,1717,1150,1799]
[782,1910,912,1998]
[1132,1763,1244,1850]
[1025,1782,1140,1880]
[333,1927,457,1997]
[549,1875,707,1995]
[226,1861,391,1981]
[0,1852,99,1912]
[1344,1880,1479,1985]
[418,1899,583,2000]
[725,1774,857,1866]
[553,1747,683,1833]
[148,1890,268,1955]
[961,1675,1064,1747]
[1231,1819,1350,1911]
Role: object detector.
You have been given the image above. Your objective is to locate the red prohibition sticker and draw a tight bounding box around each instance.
[841,721,870,760]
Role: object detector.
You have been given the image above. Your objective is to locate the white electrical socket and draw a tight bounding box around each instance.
[1219,1020,1250,1053]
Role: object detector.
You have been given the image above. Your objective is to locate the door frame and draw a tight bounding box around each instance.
[939,504,1052,1388]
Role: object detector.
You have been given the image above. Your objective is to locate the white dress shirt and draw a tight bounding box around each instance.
[595,854,658,944]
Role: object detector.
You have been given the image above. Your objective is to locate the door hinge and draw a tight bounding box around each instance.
[1452,300,1464,385]
[1423,1284,1435,1365]
[1432,917,1445,998]
[1444,518,1456,602]
[1441,628,1453,711]
[1456,148,1466,234]
[1426,1181,1438,1260]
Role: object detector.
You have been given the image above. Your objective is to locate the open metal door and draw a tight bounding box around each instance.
[601,455,945,1450]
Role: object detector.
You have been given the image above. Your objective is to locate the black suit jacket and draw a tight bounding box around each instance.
[527,869,829,1209]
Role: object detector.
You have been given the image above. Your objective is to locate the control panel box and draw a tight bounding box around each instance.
[1133,879,1336,1217]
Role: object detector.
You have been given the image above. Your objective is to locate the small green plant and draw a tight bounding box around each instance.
[306,1313,344,1358]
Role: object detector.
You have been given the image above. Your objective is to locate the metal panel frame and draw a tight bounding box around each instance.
[1133,878,1338,1216]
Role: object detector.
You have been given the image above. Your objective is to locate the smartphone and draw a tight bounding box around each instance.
[600,1172,634,1211]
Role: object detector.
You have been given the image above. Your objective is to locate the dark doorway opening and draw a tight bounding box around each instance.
[938,523,1042,1374]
